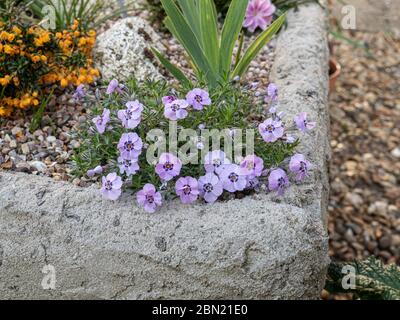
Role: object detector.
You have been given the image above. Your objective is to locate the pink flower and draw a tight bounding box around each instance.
[175,177,199,204]
[219,164,247,193]
[118,156,139,176]
[162,95,177,105]
[92,108,110,134]
[244,0,276,33]
[198,173,223,203]
[117,133,143,160]
[239,155,264,177]
[164,99,189,121]
[204,150,231,175]
[155,153,182,182]
[101,173,122,201]
[136,183,162,213]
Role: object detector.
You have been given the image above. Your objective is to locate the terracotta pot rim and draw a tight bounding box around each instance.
[329,58,341,79]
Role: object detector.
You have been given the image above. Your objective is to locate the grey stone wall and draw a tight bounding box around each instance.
[0,3,330,300]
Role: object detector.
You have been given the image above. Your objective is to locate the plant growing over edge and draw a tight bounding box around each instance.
[72,78,316,213]
[151,0,287,89]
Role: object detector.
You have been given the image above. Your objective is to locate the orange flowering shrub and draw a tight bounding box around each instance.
[0,19,99,117]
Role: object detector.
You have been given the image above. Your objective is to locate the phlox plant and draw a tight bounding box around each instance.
[72,78,316,213]
[151,0,287,89]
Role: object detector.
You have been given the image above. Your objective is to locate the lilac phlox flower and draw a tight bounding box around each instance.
[118,100,144,129]
[198,173,223,203]
[239,155,264,177]
[87,165,103,177]
[265,83,278,103]
[73,84,86,100]
[244,0,276,33]
[289,154,312,182]
[118,132,143,160]
[93,108,110,134]
[118,156,139,176]
[186,88,212,110]
[162,95,177,105]
[204,150,231,175]
[246,176,260,190]
[164,99,189,121]
[136,183,162,213]
[101,172,122,201]
[106,79,124,95]
[258,118,284,142]
[219,164,247,193]
[268,168,290,196]
[155,153,182,182]
[294,112,316,132]
[175,177,200,204]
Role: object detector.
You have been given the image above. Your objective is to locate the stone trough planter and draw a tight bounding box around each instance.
[0,3,330,300]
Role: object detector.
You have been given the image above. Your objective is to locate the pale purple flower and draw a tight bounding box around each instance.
[289,154,312,182]
[106,79,123,95]
[101,172,122,201]
[73,84,86,100]
[93,108,110,134]
[294,112,316,132]
[162,95,177,105]
[136,183,162,213]
[118,156,139,176]
[219,164,247,193]
[175,177,200,204]
[244,0,276,33]
[198,123,206,130]
[239,155,264,177]
[259,118,284,142]
[164,99,189,121]
[268,168,289,196]
[186,88,212,110]
[87,165,103,178]
[286,135,296,144]
[246,176,260,190]
[204,150,231,175]
[198,173,223,203]
[265,83,278,103]
[155,153,182,181]
[118,100,144,129]
[118,133,143,160]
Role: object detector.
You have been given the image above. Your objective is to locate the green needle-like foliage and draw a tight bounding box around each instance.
[325,257,400,300]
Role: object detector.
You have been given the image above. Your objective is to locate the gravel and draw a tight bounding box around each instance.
[328,30,400,265]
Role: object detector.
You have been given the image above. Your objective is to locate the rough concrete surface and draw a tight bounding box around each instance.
[0,3,330,300]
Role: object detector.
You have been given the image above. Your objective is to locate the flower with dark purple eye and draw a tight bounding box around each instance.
[155,153,182,181]
[268,168,290,196]
[294,112,316,132]
[73,84,86,100]
[92,108,110,134]
[265,83,278,103]
[258,118,284,143]
[164,99,189,121]
[239,154,264,177]
[246,176,260,190]
[198,173,223,203]
[219,164,247,193]
[289,154,312,182]
[118,100,144,129]
[175,177,199,204]
[162,95,177,105]
[101,172,122,201]
[118,156,139,176]
[204,150,231,175]
[186,88,212,110]
[118,132,143,160]
[244,0,276,33]
[136,183,162,213]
